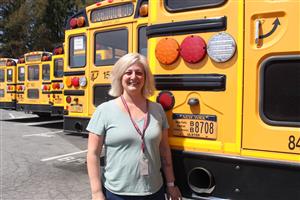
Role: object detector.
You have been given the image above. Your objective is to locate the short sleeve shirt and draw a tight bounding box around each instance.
[86,99,169,195]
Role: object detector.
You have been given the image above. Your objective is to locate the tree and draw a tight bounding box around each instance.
[0,0,95,58]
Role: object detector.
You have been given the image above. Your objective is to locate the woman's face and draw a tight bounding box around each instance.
[121,63,145,95]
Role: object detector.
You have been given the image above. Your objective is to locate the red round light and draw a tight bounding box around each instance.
[43,85,47,90]
[71,77,79,87]
[156,91,175,111]
[180,35,206,63]
[70,18,77,29]
[66,96,72,104]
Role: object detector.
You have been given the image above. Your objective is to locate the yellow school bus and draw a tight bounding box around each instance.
[16,51,53,117]
[50,46,64,115]
[63,0,148,133]
[148,0,300,199]
[0,58,17,109]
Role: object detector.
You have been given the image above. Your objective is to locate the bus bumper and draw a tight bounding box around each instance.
[51,106,64,116]
[0,101,16,109]
[63,116,90,134]
[172,149,300,200]
[16,103,51,113]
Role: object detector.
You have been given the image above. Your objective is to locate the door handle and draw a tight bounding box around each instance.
[255,19,261,44]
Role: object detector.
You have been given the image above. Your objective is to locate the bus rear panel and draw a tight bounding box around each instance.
[148,0,300,199]
[63,0,149,134]
[0,58,17,109]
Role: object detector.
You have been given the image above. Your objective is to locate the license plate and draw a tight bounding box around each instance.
[70,104,83,113]
[172,113,217,139]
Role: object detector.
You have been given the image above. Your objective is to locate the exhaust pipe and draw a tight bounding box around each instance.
[188,167,215,194]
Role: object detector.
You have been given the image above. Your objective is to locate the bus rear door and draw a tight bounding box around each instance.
[88,24,133,117]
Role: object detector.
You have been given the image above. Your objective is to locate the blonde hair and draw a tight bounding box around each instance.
[109,53,155,98]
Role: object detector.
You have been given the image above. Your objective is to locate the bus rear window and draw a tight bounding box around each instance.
[138,26,147,57]
[165,0,226,12]
[42,64,50,81]
[69,35,86,68]
[18,66,25,81]
[93,85,113,106]
[0,69,4,82]
[94,29,128,66]
[28,65,39,81]
[260,56,300,126]
[54,58,64,78]
[7,69,13,82]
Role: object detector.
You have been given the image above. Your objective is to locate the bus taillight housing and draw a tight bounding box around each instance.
[156,91,175,111]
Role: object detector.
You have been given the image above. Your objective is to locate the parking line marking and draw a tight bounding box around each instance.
[41,150,88,162]
[8,113,15,119]
[17,120,64,126]
[23,130,63,137]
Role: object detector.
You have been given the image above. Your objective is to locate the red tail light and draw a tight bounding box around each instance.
[156,91,175,111]
[66,96,72,103]
[71,77,79,87]
[70,18,77,29]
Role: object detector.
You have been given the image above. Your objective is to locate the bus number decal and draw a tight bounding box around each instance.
[103,71,111,79]
[288,135,300,150]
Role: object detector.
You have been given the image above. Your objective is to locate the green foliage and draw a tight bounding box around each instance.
[0,0,95,58]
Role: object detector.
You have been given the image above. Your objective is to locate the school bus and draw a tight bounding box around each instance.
[147,0,300,199]
[16,51,53,117]
[51,46,65,115]
[0,58,17,109]
[63,0,148,133]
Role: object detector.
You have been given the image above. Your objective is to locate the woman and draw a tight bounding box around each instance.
[86,53,181,200]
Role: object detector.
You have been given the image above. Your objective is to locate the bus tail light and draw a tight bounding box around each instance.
[156,91,175,111]
[59,83,64,89]
[77,16,85,27]
[66,77,72,87]
[70,18,77,29]
[180,35,206,64]
[207,32,236,63]
[155,38,180,65]
[66,96,72,103]
[139,3,148,17]
[71,77,80,87]
[79,77,87,87]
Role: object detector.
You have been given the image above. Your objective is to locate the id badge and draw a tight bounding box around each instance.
[139,154,149,176]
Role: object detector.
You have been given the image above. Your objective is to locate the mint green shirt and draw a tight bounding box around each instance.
[86,99,169,195]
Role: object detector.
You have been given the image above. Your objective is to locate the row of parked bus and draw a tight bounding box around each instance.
[0,48,64,117]
[1,0,299,199]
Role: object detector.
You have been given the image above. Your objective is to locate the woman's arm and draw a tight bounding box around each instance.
[160,129,182,200]
[87,132,106,200]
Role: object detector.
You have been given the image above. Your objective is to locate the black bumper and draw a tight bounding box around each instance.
[51,106,64,116]
[0,101,16,109]
[63,116,90,134]
[16,103,51,113]
[172,149,300,200]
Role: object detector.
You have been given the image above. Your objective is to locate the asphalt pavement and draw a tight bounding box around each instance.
[1,109,90,200]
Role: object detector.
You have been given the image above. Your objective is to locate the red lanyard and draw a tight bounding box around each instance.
[121,95,149,153]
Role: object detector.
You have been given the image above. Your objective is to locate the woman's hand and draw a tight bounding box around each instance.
[166,185,182,200]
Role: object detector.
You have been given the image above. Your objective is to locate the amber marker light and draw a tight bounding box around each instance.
[139,3,148,17]
[155,38,180,65]
[66,77,72,87]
